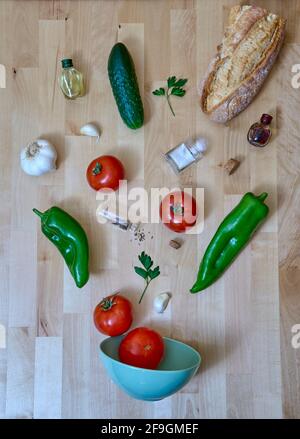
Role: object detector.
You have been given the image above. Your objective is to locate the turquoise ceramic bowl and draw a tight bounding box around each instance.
[99,335,201,401]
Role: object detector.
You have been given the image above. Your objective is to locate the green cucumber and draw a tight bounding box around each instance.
[108,42,144,130]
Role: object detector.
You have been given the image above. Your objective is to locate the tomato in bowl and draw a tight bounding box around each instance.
[100,334,201,401]
[119,327,164,370]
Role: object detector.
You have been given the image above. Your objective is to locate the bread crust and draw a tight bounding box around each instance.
[199,5,286,124]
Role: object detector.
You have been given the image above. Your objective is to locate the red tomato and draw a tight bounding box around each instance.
[86,155,125,191]
[160,190,197,233]
[93,294,133,336]
[119,327,164,369]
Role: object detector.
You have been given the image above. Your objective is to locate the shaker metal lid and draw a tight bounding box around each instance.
[189,137,208,157]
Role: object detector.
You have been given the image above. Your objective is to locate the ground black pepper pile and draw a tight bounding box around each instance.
[130,228,154,245]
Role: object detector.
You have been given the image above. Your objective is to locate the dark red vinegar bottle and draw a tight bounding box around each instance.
[247,114,273,147]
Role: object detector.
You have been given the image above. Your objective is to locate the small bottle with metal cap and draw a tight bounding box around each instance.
[59,58,84,99]
[247,114,273,147]
[164,137,207,174]
[96,205,140,232]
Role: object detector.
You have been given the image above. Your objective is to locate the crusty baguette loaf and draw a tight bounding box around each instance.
[199,5,286,123]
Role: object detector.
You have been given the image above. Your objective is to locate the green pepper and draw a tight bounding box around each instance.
[33,206,89,288]
[190,192,269,293]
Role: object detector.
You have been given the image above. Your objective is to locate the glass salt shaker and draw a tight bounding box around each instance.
[164,137,207,174]
[247,114,273,147]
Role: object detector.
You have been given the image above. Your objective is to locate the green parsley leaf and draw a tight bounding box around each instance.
[148,266,160,280]
[171,87,186,97]
[174,78,188,87]
[167,76,177,88]
[134,266,148,280]
[152,76,188,116]
[134,252,160,303]
[152,87,165,96]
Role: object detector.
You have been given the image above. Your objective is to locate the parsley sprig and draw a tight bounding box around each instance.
[134,251,160,304]
[152,76,188,117]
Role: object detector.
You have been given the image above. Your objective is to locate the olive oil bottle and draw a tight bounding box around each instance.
[59,59,84,99]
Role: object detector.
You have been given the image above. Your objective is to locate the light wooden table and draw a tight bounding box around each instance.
[0,0,300,419]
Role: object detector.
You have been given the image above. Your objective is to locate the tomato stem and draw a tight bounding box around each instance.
[100,297,116,311]
[92,162,102,175]
[171,203,184,216]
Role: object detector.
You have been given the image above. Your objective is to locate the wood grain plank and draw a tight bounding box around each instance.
[0,0,12,419]
[247,83,279,234]
[114,21,146,339]
[143,0,171,83]
[194,0,227,419]
[39,0,71,20]
[227,374,254,419]
[277,43,300,419]
[5,328,35,418]
[224,196,253,418]
[35,19,66,338]
[114,20,154,419]
[117,23,144,181]
[251,234,282,419]
[118,0,146,23]
[9,231,37,328]
[34,337,63,419]
[62,314,90,419]
[39,19,66,186]
[224,196,252,376]
[0,350,7,418]
[64,0,95,134]
[0,268,8,418]
[78,0,119,148]
[36,186,64,337]
[63,136,94,313]
[10,68,39,231]
[169,11,200,418]
[89,271,118,419]
[11,0,39,68]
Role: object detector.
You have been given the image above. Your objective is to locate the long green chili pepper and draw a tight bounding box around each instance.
[33,206,89,288]
[190,192,269,293]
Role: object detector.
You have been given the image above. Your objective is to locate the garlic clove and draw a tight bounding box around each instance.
[153,292,171,314]
[80,123,100,142]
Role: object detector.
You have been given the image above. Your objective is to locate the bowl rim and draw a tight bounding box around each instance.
[99,336,201,374]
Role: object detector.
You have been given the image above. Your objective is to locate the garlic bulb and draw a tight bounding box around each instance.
[20,139,57,176]
[153,293,171,314]
[80,123,100,142]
